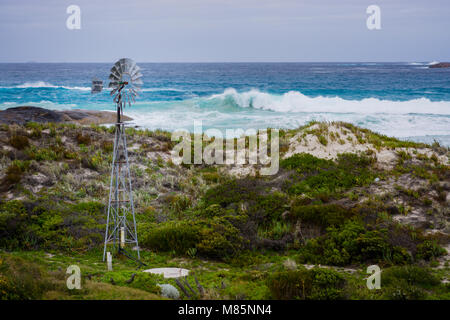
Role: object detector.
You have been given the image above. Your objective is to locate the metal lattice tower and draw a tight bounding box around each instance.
[91,58,143,263]
[102,98,140,262]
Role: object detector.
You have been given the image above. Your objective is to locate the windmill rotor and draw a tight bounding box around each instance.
[108,58,143,107]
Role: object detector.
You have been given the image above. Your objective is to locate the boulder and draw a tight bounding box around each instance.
[157,284,180,299]
[0,106,132,125]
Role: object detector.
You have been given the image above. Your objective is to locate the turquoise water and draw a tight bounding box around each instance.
[0,62,449,145]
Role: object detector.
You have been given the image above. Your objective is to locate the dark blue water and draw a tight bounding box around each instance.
[0,62,449,144]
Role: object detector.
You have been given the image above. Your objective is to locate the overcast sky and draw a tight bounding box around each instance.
[0,0,449,62]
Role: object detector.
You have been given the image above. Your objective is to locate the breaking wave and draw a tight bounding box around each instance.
[208,88,450,115]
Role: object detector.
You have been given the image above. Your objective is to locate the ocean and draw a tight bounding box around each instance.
[0,62,449,145]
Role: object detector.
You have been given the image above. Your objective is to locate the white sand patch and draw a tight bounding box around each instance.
[284,124,371,160]
[129,143,141,151]
[227,165,255,177]
[283,123,447,170]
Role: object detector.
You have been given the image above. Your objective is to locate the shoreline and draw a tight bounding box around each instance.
[0,106,133,126]
[0,106,449,147]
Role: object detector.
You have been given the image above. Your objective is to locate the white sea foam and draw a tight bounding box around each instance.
[3,83,186,92]
[141,87,186,92]
[208,88,450,115]
[0,101,78,110]
[15,81,56,88]
[3,81,90,91]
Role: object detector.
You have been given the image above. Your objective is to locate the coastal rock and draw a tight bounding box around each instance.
[0,106,132,125]
[429,62,450,68]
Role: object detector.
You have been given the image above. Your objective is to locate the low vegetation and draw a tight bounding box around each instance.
[0,121,448,300]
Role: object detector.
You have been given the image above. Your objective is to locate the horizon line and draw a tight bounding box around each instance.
[0,60,444,64]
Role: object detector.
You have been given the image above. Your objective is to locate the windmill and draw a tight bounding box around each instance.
[91,58,144,265]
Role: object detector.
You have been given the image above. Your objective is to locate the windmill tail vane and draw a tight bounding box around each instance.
[91,58,144,266]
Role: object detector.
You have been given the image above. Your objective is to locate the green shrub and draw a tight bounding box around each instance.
[169,194,192,213]
[308,268,346,300]
[202,171,221,183]
[140,221,201,254]
[318,135,328,146]
[382,266,440,300]
[282,153,375,197]
[0,200,30,248]
[100,140,113,153]
[0,200,105,251]
[9,135,30,150]
[281,153,334,173]
[25,146,62,161]
[298,221,410,266]
[267,268,346,300]
[196,216,246,259]
[254,192,289,225]
[0,253,51,300]
[200,204,227,218]
[76,133,91,145]
[1,160,30,190]
[102,271,162,295]
[267,269,311,299]
[202,179,256,207]
[141,216,246,260]
[416,240,446,261]
[288,204,353,228]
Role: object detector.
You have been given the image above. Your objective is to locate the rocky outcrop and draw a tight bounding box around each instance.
[429,62,450,68]
[0,106,132,125]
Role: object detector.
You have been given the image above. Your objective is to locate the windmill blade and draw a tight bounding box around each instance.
[132,73,143,82]
[109,73,120,81]
[108,81,120,88]
[130,65,141,78]
[123,59,136,74]
[110,66,121,78]
[119,59,129,74]
[114,61,123,75]
[133,78,143,86]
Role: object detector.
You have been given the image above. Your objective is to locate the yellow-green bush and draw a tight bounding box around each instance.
[140,216,246,260]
